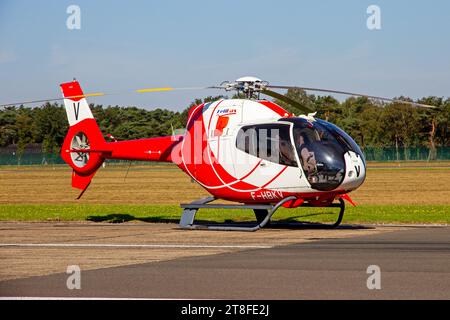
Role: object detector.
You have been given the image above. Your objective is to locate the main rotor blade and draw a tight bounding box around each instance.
[134,86,207,93]
[267,85,437,109]
[261,89,315,113]
[0,87,208,108]
[0,92,107,108]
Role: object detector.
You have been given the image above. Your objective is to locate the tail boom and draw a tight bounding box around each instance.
[102,136,182,162]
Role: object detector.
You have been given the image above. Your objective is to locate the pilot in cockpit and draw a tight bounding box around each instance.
[296,132,317,174]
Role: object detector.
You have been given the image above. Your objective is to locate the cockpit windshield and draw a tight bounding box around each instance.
[316,119,366,166]
[281,118,363,191]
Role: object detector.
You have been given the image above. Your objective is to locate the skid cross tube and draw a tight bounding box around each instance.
[295,197,345,229]
[179,196,297,231]
[179,196,346,231]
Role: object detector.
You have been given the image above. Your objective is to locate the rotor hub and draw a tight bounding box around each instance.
[219,76,269,98]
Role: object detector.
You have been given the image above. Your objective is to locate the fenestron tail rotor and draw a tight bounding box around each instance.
[70,132,90,168]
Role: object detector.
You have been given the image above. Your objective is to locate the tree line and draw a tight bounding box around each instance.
[274,89,449,160]
[0,91,448,159]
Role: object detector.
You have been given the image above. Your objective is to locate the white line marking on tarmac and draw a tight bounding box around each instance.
[0,243,273,249]
[0,297,197,300]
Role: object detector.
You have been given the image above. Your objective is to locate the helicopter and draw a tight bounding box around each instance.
[1,76,436,231]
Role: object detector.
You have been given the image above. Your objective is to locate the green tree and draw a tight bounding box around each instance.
[380,102,419,160]
[416,97,448,160]
[273,88,315,115]
[34,103,67,153]
[15,107,36,162]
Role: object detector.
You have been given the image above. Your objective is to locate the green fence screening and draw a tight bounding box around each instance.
[0,153,65,165]
[0,153,148,166]
[363,146,450,161]
[0,147,449,165]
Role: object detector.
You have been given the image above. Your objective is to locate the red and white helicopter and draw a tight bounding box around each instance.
[3,76,435,231]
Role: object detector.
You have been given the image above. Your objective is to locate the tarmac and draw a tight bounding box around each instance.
[0,222,449,299]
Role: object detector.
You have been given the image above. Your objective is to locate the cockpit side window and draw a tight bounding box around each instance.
[236,124,298,167]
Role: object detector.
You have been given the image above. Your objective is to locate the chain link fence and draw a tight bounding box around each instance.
[362,146,450,161]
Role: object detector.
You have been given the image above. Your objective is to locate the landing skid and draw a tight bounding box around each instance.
[179,196,345,232]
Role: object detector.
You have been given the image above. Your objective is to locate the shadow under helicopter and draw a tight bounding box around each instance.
[86,212,371,230]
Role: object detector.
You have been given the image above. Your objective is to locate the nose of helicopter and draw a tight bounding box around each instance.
[339,151,366,191]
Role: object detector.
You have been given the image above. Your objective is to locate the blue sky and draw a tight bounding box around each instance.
[0,0,449,110]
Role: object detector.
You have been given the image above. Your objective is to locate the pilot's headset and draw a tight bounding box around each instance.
[298,132,309,147]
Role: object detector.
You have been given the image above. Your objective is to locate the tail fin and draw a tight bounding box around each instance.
[60,80,106,198]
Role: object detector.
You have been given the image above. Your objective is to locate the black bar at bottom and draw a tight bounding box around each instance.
[0,300,447,318]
